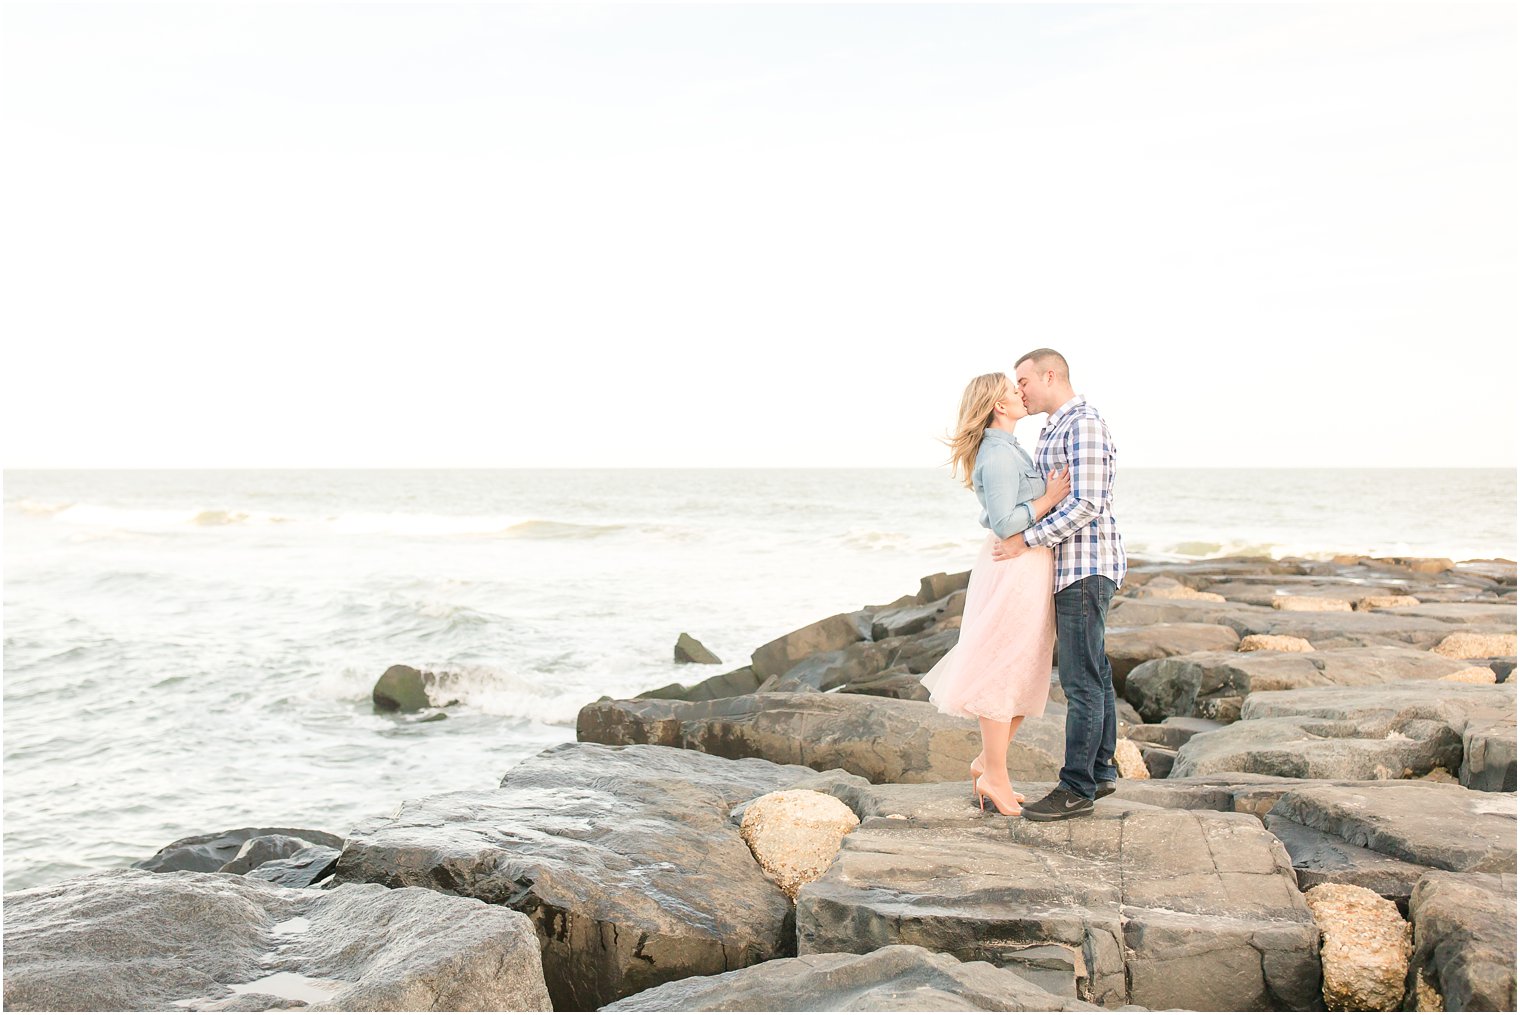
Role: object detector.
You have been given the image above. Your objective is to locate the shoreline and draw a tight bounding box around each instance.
[4,550,1517,1011]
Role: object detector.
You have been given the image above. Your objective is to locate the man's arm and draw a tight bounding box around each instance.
[1024,414,1108,548]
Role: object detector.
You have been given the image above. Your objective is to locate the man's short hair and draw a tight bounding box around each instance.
[1014,347,1070,380]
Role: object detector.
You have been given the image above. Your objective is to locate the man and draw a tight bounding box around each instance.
[991,348,1126,821]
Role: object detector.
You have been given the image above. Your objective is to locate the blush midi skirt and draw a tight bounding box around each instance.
[919,533,1056,722]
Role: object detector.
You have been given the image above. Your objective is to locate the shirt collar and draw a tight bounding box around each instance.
[982,427,1021,447]
[1040,395,1084,436]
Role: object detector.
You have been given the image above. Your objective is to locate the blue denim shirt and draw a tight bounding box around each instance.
[974,428,1046,539]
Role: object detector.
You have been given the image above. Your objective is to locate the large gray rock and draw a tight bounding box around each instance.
[1452,558,1518,585]
[870,591,964,641]
[1267,782,1516,876]
[1103,623,1240,691]
[1,868,550,1011]
[245,845,341,889]
[837,664,932,701]
[752,612,872,679]
[601,944,1105,1012]
[1123,716,1224,750]
[1124,558,1309,586]
[576,691,1066,784]
[333,742,818,1011]
[217,833,324,875]
[919,570,972,601]
[1108,599,1507,651]
[1171,712,1462,783]
[1461,716,1517,791]
[371,663,464,713]
[776,639,903,692]
[1199,577,1422,607]
[675,632,723,665]
[795,789,1320,1011]
[636,666,761,702]
[1124,646,1490,723]
[1170,680,1516,788]
[133,826,346,874]
[1405,871,1517,1012]
[1378,601,1518,625]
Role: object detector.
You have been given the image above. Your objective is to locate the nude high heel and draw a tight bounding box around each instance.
[970,758,1023,805]
[975,774,1023,817]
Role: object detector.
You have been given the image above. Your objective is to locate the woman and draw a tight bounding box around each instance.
[920,372,1069,817]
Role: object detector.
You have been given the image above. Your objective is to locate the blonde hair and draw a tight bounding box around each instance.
[944,372,1012,489]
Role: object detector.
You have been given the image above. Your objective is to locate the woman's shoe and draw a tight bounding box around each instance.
[970,758,1023,804]
[974,774,1023,816]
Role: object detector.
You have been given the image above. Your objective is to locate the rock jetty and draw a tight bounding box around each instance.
[4,553,1515,1011]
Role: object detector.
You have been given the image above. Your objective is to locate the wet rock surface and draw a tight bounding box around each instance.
[133,826,346,875]
[1,868,551,1012]
[17,555,1518,1013]
[244,845,341,890]
[332,742,822,1010]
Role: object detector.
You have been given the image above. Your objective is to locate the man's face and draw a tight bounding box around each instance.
[1014,360,1048,413]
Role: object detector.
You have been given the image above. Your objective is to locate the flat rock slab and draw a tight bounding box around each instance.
[1172,680,1518,789]
[1125,646,1490,723]
[795,789,1320,1011]
[601,944,1109,1012]
[1108,599,1506,650]
[1172,713,1463,784]
[1267,781,1516,876]
[1378,602,1518,625]
[1109,772,1401,818]
[577,691,1066,784]
[1406,871,1517,1012]
[334,742,818,1011]
[1198,578,1424,607]
[1,868,550,1012]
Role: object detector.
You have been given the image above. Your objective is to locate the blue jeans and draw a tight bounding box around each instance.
[1054,575,1118,800]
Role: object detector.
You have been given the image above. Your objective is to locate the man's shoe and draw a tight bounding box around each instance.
[1022,786,1095,821]
[1095,780,1117,799]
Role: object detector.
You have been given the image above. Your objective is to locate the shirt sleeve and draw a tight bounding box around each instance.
[981,446,1037,539]
[1025,414,1107,547]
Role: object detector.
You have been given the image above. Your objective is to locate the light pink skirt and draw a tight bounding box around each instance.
[920,534,1056,722]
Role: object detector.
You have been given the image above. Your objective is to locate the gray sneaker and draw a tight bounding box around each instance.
[1095,780,1117,799]
[1022,786,1095,821]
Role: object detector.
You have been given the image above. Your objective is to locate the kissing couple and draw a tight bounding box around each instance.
[919,348,1128,821]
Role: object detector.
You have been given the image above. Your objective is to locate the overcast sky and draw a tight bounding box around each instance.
[1,2,1514,468]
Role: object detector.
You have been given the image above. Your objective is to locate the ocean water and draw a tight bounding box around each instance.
[3,467,1514,892]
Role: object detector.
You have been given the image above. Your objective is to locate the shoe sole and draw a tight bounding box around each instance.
[1021,805,1094,821]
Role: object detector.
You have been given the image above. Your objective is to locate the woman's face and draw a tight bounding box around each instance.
[995,379,1028,423]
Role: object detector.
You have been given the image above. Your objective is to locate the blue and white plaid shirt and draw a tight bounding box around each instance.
[1024,395,1127,594]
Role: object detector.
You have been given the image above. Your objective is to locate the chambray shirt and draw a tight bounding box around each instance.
[1023,395,1127,593]
[973,428,1046,540]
